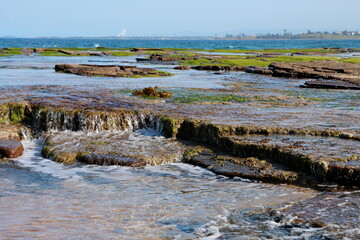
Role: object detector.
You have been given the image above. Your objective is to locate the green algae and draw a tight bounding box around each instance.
[106,51,135,57]
[181,55,342,67]
[208,48,348,54]
[161,116,182,138]
[0,103,28,123]
[0,48,23,57]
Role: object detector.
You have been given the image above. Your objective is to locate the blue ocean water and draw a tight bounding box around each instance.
[1,38,360,49]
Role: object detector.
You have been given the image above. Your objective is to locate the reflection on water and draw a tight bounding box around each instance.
[0,140,317,239]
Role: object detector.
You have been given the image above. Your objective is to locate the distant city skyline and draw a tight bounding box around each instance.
[1,0,360,37]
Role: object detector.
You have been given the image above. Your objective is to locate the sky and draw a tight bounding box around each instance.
[1,0,360,37]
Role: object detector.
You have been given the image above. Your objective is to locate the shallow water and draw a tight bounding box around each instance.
[0,140,318,239]
[1,52,360,239]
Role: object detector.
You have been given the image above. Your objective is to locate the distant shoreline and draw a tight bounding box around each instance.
[2,36,360,41]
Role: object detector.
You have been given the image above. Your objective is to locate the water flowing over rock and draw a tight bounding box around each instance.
[0,98,359,187]
[55,64,172,77]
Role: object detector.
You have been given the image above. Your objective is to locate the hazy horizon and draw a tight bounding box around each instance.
[1,0,360,38]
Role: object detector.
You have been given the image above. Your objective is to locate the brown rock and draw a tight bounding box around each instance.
[0,124,23,140]
[309,221,326,228]
[174,66,191,70]
[301,79,360,90]
[185,150,299,184]
[23,48,34,56]
[0,140,24,158]
[80,154,146,167]
[245,66,273,75]
[294,52,327,56]
[132,86,172,98]
[131,48,166,52]
[191,65,245,72]
[269,60,360,88]
[55,64,170,77]
[34,48,44,53]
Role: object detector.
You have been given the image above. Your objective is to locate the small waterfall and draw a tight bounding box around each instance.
[30,108,164,134]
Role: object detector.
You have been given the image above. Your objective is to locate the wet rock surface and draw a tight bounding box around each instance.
[1,51,360,187]
[278,191,360,238]
[0,124,25,140]
[184,149,301,184]
[80,154,146,167]
[33,48,108,56]
[174,66,191,70]
[55,64,171,77]
[191,65,245,71]
[244,66,273,75]
[301,79,360,90]
[269,60,360,88]
[42,130,186,166]
[0,140,24,158]
[133,86,172,98]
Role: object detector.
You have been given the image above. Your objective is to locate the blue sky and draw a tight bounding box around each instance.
[1,0,360,37]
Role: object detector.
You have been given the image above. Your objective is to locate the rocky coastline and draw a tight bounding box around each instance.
[1,46,359,190]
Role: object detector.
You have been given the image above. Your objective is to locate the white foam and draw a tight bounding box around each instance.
[17,140,133,181]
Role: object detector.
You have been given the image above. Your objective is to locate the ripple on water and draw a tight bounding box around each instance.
[0,140,318,239]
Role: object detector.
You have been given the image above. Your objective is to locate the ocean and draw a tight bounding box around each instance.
[1,38,360,49]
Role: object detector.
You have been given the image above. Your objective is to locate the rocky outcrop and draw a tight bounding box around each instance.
[191,65,245,71]
[1,101,359,187]
[176,120,360,187]
[33,48,108,56]
[55,64,172,78]
[244,66,273,75]
[184,149,301,184]
[174,66,191,70]
[80,154,146,167]
[0,124,28,140]
[294,52,327,56]
[0,140,24,158]
[301,79,360,90]
[132,86,172,98]
[269,60,360,87]
[131,48,166,52]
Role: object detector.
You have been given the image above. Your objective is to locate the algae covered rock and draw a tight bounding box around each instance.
[184,149,301,184]
[80,154,146,167]
[132,86,172,98]
[55,64,172,78]
[269,60,360,89]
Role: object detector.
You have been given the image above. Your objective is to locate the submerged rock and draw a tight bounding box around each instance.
[55,64,172,78]
[0,140,24,158]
